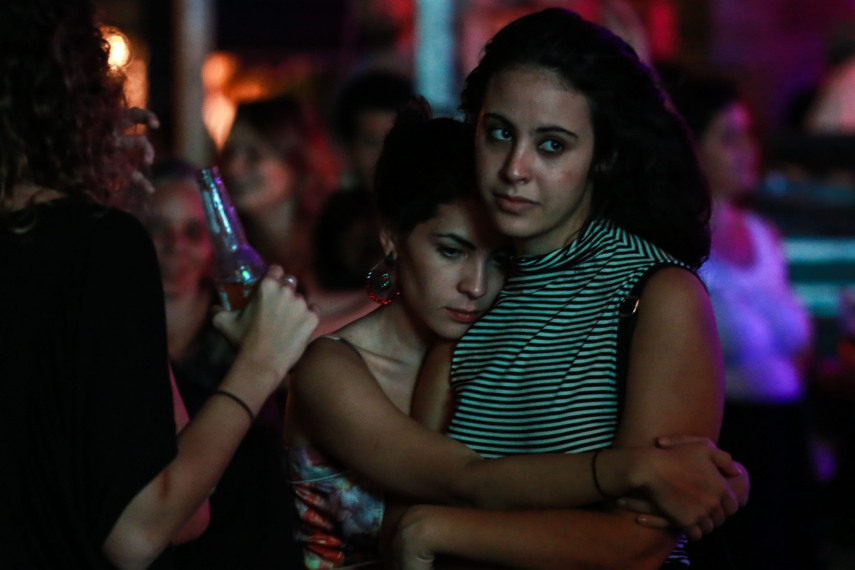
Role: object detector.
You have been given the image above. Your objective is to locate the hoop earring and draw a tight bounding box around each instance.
[365,253,400,305]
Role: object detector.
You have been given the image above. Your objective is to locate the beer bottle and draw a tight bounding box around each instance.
[196,166,267,311]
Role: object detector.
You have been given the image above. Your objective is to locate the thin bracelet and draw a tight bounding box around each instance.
[591,448,614,499]
[211,389,255,423]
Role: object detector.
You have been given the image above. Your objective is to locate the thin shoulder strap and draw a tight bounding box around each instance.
[322,335,368,366]
[615,261,683,421]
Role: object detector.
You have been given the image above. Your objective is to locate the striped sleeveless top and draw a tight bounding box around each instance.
[447,218,690,565]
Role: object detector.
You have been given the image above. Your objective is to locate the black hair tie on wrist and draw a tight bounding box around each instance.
[211,389,255,423]
[591,448,614,499]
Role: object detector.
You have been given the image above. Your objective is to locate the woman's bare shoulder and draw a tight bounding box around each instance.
[293,335,366,377]
[638,266,709,318]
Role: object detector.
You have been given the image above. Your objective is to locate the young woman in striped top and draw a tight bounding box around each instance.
[392,8,747,569]
[284,99,746,567]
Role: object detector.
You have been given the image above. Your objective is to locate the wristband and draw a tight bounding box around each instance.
[212,389,255,423]
[591,448,615,499]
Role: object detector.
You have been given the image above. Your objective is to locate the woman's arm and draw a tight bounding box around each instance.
[167,366,211,545]
[288,338,608,509]
[102,268,318,570]
[394,505,671,570]
[391,268,739,568]
[409,337,747,530]
[289,288,738,521]
[410,340,457,432]
[607,268,734,536]
[290,337,649,510]
[398,344,669,570]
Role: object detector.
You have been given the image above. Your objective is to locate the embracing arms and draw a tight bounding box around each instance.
[288,338,617,509]
[287,334,733,516]
[288,268,746,517]
[390,268,748,569]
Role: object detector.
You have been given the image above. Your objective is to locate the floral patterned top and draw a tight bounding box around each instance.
[287,445,385,568]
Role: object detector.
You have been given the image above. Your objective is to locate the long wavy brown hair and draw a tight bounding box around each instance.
[0,0,131,219]
[460,8,712,270]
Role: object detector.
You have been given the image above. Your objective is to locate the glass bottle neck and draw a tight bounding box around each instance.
[197,167,250,252]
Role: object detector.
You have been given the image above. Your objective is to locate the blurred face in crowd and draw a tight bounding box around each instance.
[146,177,213,300]
[348,109,397,192]
[221,121,297,212]
[697,101,759,202]
[390,197,509,340]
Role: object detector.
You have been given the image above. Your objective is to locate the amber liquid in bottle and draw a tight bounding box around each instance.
[216,276,261,311]
[196,166,267,311]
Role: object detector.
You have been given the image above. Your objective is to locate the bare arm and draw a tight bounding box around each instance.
[600,268,736,537]
[392,268,737,569]
[410,340,457,432]
[290,268,741,515]
[102,268,318,570]
[288,336,649,511]
[381,339,461,557]
[395,506,670,570]
[167,366,210,545]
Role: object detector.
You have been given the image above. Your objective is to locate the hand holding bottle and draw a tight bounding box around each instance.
[214,266,318,384]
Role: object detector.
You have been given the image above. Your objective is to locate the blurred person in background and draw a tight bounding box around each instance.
[803,18,855,133]
[220,95,338,285]
[783,17,855,132]
[0,1,317,568]
[144,159,220,384]
[310,69,415,335]
[329,69,415,195]
[668,71,820,570]
[142,158,302,570]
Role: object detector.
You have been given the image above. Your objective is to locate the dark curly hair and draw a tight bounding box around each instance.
[0,0,130,217]
[373,98,477,237]
[460,8,711,269]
